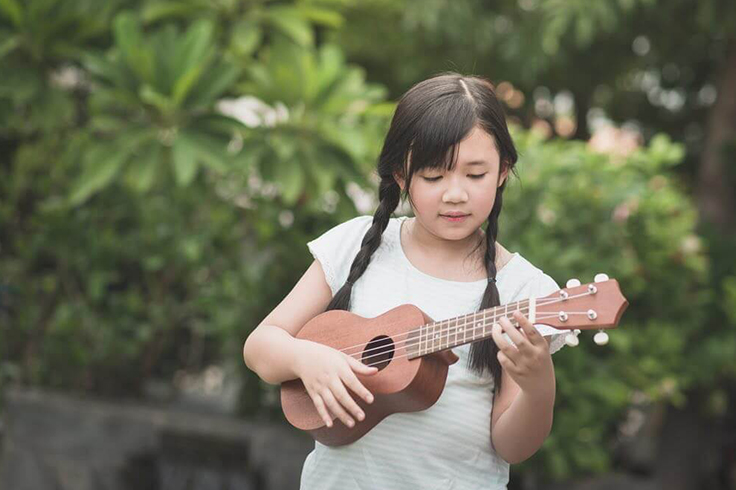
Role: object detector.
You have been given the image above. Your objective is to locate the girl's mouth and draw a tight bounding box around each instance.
[441,214,469,222]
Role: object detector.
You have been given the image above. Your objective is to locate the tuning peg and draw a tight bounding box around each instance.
[566,278,581,288]
[593,330,609,345]
[565,332,579,347]
[594,273,609,283]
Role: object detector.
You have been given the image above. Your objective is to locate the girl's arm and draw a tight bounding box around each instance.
[490,311,556,464]
[244,259,377,428]
[244,260,332,384]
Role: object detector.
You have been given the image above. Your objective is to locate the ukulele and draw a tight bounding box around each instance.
[281,274,628,446]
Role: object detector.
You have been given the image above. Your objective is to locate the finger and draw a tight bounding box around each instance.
[346,354,379,376]
[334,376,367,422]
[499,315,527,348]
[491,323,520,363]
[497,350,520,374]
[499,317,530,353]
[343,368,375,405]
[512,310,543,346]
[310,393,334,428]
[321,388,355,428]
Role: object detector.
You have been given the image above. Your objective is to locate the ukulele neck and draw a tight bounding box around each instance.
[407,298,534,358]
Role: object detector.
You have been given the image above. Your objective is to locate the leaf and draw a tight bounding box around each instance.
[141,1,203,24]
[69,145,129,205]
[0,0,22,27]
[139,84,174,114]
[124,143,161,192]
[113,12,154,83]
[187,62,241,108]
[230,20,262,57]
[0,33,20,60]
[264,7,314,47]
[293,6,344,28]
[184,132,231,172]
[174,19,214,78]
[172,133,198,186]
[82,51,137,91]
[274,160,305,205]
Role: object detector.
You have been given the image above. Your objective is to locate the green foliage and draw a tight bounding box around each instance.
[0,0,390,402]
[238,39,389,206]
[70,12,247,204]
[0,0,125,134]
[500,128,721,479]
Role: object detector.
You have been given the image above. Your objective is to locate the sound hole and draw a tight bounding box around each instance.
[362,335,394,371]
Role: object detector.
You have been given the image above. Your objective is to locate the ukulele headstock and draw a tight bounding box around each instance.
[535,273,628,346]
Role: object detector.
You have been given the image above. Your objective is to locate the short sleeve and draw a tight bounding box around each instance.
[306,215,374,297]
[529,273,578,355]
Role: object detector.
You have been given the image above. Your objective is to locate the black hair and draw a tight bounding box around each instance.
[325,72,519,395]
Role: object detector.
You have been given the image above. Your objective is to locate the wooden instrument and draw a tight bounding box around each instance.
[281,274,628,446]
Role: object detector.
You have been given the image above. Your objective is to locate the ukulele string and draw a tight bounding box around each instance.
[356,313,567,369]
[339,290,592,364]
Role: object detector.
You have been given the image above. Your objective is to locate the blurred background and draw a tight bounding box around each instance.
[0,0,735,489]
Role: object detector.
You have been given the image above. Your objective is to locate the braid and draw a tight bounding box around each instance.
[326,177,402,312]
[468,187,505,394]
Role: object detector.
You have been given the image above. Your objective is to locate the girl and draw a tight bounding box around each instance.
[243,72,577,490]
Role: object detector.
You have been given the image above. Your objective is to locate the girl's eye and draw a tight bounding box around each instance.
[422,173,487,182]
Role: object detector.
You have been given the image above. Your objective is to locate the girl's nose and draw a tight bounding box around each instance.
[442,184,469,203]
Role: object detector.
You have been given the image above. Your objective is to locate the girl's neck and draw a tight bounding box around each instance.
[402,217,511,277]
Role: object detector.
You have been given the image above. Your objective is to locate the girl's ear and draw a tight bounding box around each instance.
[497,165,510,188]
[394,172,406,192]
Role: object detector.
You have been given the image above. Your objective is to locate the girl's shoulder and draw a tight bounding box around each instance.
[306,215,374,296]
[307,215,374,256]
[504,253,560,300]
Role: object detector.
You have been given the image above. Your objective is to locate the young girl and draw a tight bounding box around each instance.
[243,72,577,490]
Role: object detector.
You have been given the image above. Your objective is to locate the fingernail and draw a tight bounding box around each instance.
[348,420,354,427]
[368,395,374,403]
[358,412,364,420]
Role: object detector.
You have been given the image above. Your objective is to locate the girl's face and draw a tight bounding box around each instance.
[397,125,508,242]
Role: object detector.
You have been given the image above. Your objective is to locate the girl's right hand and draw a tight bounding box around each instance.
[294,339,378,428]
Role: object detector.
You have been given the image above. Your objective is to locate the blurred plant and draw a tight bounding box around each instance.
[70,12,248,204]
[0,0,126,134]
[0,0,391,406]
[500,127,720,479]
[140,0,350,55]
[224,39,390,210]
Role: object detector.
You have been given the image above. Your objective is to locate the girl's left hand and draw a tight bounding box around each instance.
[490,310,555,397]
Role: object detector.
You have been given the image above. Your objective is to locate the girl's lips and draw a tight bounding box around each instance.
[441,214,469,222]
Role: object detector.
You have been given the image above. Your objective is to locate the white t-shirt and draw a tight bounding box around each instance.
[300,215,575,490]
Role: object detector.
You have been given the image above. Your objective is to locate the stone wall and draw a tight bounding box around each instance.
[0,387,313,490]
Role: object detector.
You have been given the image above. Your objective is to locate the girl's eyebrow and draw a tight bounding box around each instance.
[463,160,489,167]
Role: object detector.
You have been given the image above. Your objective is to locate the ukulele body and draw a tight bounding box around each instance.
[280,304,459,447]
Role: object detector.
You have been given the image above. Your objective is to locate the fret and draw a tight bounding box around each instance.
[420,323,426,356]
[426,322,431,354]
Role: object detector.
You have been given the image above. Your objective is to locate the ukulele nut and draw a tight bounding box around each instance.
[587,309,597,320]
[588,284,597,294]
[558,311,568,322]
